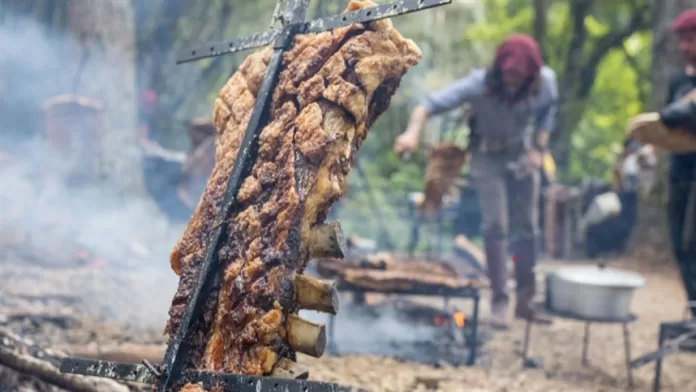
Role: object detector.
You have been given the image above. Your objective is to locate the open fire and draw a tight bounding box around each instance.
[305,295,486,367]
[434,311,466,328]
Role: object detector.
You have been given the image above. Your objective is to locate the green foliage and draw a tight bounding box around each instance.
[465,0,651,184]
[566,34,652,182]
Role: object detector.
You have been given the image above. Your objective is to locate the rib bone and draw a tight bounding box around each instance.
[286,314,326,358]
[294,274,339,314]
[308,221,347,259]
[270,358,309,379]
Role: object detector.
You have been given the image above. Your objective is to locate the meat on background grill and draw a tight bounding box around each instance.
[164,0,423,387]
[422,143,468,216]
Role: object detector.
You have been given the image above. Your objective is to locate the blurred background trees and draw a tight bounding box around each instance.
[0,0,691,248]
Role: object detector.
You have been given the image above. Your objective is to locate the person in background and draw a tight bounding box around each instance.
[661,10,696,319]
[626,8,696,319]
[394,34,559,329]
[137,89,192,223]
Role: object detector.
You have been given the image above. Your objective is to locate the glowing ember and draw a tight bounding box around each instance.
[432,316,448,326]
[453,312,465,328]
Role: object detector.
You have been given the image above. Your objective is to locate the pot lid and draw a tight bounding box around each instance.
[552,265,646,288]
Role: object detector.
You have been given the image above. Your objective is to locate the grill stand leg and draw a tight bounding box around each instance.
[653,324,666,392]
[582,322,590,367]
[436,213,443,257]
[467,293,480,366]
[623,322,634,389]
[522,318,533,369]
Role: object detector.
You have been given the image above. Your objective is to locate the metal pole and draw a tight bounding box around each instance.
[653,324,666,392]
[623,322,634,388]
[467,293,480,366]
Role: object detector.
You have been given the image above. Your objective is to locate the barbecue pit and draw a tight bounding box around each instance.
[310,248,487,367]
[318,296,486,367]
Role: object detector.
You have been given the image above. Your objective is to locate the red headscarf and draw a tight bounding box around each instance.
[494,33,543,79]
[672,9,696,33]
[140,89,158,110]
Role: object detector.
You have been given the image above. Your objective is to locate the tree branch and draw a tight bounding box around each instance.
[533,0,548,60]
[620,43,650,104]
[577,2,651,98]
[551,0,593,163]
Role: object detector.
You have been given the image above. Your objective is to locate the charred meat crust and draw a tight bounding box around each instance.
[164,0,422,379]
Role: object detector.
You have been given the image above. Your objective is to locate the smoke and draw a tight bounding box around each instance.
[299,300,473,366]
[0,9,181,330]
[300,305,440,354]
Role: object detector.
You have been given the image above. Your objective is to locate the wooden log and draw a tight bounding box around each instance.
[56,342,166,364]
[0,326,129,392]
[0,348,129,392]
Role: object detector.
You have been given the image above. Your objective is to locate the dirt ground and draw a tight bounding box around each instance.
[1,243,695,392]
[302,253,696,392]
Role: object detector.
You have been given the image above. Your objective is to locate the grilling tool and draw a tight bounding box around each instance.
[57,1,452,391]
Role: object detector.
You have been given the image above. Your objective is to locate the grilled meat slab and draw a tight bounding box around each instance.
[164,0,422,380]
[422,143,467,216]
[314,255,459,279]
[340,269,484,293]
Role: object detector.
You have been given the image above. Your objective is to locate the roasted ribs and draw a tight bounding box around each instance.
[164,0,422,382]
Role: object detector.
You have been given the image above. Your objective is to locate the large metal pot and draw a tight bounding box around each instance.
[546,265,646,319]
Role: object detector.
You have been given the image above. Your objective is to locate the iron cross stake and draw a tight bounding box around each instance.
[59,1,451,391]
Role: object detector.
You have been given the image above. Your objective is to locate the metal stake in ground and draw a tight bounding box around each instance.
[59,1,452,391]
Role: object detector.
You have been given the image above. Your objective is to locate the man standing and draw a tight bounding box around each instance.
[394,34,558,328]
[666,10,696,319]
[629,10,696,318]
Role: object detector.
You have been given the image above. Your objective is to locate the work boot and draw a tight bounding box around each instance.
[484,234,510,329]
[490,298,510,330]
[512,238,553,325]
[515,285,553,324]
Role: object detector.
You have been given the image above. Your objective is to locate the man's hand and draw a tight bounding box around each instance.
[393,132,419,157]
[528,129,549,171]
[394,105,428,159]
[526,148,543,171]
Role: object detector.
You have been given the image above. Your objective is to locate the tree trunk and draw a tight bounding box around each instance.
[532,0,547,60]
[66,0,141,195]
[551,1,651,172]
[550,0,593,170]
